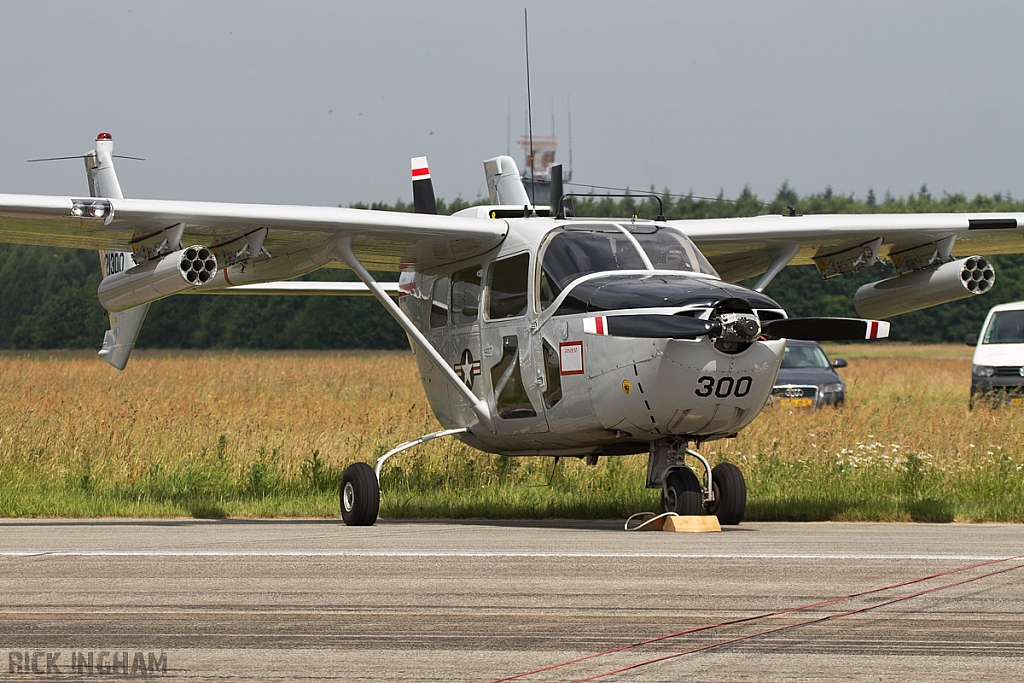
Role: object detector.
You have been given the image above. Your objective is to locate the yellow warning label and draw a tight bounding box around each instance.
[622,380,632,395]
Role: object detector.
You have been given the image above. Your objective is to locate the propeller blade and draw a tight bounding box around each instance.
[585,314,721,339]
[28,154,144,163]
[762,317,890,341]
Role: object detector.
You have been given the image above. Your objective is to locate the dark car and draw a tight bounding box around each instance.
[771,340,847,409]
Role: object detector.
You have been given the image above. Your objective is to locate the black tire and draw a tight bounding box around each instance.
[662,467,703,516]
[340,462,380,526]
[707,462,746,525]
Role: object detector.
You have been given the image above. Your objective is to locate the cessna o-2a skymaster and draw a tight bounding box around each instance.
[0,133,1019,526]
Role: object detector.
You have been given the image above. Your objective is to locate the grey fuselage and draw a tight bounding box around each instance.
[399,214,788,457]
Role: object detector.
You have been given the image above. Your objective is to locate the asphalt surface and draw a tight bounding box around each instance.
[1,519,1023,682]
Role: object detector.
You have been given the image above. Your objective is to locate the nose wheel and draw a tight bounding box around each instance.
[704,462,746,525]
[650,439,747,524]
[662,468,704,516]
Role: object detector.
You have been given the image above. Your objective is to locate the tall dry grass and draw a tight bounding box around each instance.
[0,347,1020,520]
[723,352,1024,520]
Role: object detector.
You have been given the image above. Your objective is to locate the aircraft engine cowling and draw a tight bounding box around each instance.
[98,246,218,312]
[853,256,995,319]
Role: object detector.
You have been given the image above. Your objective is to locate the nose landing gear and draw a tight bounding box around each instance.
[662,467,703,516]
[648,438,747,525]
[704,462,747,525]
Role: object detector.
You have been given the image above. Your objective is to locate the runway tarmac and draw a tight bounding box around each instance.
[1,519,1022,681]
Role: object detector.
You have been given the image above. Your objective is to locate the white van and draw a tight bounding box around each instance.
[966,301,1024,406]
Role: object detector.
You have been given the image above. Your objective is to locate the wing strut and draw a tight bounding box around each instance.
[336,237,495,433]
[752,242,800,292]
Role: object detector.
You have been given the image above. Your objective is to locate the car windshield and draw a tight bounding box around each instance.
[982,310,1024,344]
[781,344,831,369]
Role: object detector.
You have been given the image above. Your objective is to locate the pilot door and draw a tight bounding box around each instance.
[480,253,549,433]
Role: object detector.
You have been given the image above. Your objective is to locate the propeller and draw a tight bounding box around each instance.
[761,317,889,341]
[584,314,889,343]
[27,154,145,162]
[586,314,722,339]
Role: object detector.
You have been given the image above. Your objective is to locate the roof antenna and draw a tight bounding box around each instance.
[567,95,574,182]
[524,8,536,208]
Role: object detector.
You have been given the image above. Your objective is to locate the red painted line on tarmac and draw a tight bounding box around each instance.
[569,560,1024,682]
[490,554,1024,683]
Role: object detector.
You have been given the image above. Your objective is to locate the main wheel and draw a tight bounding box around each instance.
[706,462,746,525]
[662,467,703,516]
[340,462,380,526]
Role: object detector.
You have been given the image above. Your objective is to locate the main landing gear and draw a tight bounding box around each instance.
[340,462,379,526]
[648,439,747,525]
[338,428,469,526]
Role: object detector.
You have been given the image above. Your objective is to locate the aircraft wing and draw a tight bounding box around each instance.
[677,212,1024,284]
[0,193,507,271]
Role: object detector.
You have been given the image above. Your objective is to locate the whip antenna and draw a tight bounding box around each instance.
[524,8,535,205]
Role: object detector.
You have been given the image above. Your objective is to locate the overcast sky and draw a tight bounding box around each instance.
[2,1,1023,209]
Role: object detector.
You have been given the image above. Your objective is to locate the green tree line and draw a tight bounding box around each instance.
[2,187,1023,350]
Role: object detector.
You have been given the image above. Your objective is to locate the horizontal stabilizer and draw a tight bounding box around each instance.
[762,317,890,341]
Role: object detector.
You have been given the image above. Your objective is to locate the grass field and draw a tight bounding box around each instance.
[0,345,1021,522]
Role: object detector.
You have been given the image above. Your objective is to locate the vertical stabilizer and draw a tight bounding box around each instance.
[483,155,531,207]
[411,157,437,214]
[89,133,150,370]
[86,132,123,199]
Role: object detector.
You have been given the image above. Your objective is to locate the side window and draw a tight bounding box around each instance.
[487,253,530,319]
[429,276,449,328]
[542,340,562,409]
[490,335,537,419]
[451,265,481,325]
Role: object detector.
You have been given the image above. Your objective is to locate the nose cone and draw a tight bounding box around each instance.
[589,336,785,441]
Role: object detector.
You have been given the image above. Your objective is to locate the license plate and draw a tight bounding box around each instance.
[1009,398,1024,405]
[776,397,813,408]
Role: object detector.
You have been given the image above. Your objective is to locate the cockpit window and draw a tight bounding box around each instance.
[631,227,718,277]
[487,253,530,319]
[537,224,719,309]
[451,265,481,325]
[539,227,647,309]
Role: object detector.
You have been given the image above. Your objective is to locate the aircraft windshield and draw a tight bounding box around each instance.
[781,344,831,369]
[631,227,719,276]
[982,310,1024,344]
[539,228,647,308]
[538,224,719,309]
